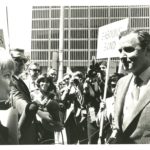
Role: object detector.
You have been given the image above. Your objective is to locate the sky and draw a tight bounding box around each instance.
[0,0,150,52]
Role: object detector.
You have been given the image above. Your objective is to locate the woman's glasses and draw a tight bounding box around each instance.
[13,57,26,64]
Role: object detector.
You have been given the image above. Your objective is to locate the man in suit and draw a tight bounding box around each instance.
[109,29,150,144]
[10,48,56,144]
[9,48,39,144]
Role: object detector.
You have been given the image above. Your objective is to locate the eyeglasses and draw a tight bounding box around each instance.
[31,69,40,72]
[50,73,56,76]
[100,66,106,70]
[13,57,26,64]
[119,47,136,53]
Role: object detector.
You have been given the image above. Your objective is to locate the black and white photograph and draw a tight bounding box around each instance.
[0,0,150,149]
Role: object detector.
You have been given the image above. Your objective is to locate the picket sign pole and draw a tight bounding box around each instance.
[98,57,110,143]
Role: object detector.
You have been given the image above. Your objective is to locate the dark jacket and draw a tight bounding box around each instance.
[10,75,37,144]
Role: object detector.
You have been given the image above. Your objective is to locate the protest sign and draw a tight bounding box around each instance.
[97,18,129,59]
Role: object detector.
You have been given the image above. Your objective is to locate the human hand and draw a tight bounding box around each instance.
[53,121,64,131]
[100,101,106,111]
[106,129,119,144]
[37,110,54,124]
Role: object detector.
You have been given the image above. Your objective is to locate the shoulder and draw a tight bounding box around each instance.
[31,89,41,96]
[117,73,132,85]
[0,122,8,144]
[11,76,18,84]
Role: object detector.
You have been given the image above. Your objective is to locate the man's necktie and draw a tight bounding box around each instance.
[132,76,143,101]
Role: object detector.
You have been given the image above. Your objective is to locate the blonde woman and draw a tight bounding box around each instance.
[0,47,16,144]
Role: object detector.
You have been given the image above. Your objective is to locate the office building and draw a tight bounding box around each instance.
[31,5,150,73]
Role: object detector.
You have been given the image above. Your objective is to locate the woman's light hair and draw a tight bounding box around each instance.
[0,47,15,73]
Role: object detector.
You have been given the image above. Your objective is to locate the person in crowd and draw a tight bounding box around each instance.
[99,61,107,81]
[57,79,66,93]
[60,73,76,144]
[47,67,62,110]
[47,68,57,83]
[59,73,72,111]
[61,71,88,144]
[24,62,40,92]
[31,73,63,144]
[97,73,124,143]
[109,29,150,144]
[62,73,72,87]
[0,48,16,144]
[9,48,39,144]
[82,65,104,144]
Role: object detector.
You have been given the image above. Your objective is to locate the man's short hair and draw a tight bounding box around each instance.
[0,48,15,73]
[28,62,40,70]
[119,29,150,51]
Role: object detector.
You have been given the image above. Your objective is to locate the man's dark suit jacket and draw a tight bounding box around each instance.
[113,73,150,144]
[0,123,8,144]
[10,75,37,144]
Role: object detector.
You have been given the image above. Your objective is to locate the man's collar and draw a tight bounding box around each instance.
[139,66,150,83]
[13,75,20,80]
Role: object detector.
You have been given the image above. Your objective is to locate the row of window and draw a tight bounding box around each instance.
[32,9,69,19]
[31,40,97,49]
[32,29,99,39]
[31,50,96,60]
[32,7,150,18]
[32,18,150,29]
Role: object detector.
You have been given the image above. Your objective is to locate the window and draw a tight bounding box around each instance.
[50,41,59,49]
[110,8,128,17]
[90,8,108,17]
[131,18,149,27]
[33,6,49,9]
[71,9,88,18]
[51,20,59,28]
[64,41,68,49]
[64,20,69,28]
[90,40,97,49]
[90,19,108,28]
[31,41,48,49]
[70,40,88,49]
[90,51,97,59]
[32,20,49,29]
[32,30,49,39]
[51,30,59,39]
[71,19,88,28]
[131,7,149,17]
[70,30,88,39]
[51,30,68,39]
[70,51,88,60]
[90,30,98,38]
[64,30,68,38]
[64,8,69,18]
[51,9,60,18]
[31,51,48,60]
[63,51,68,60]
[32,10,49,18]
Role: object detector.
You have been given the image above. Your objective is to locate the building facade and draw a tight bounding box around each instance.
[31,5,150,73]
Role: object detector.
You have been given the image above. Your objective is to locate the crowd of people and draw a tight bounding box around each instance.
[0,29,150,144]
